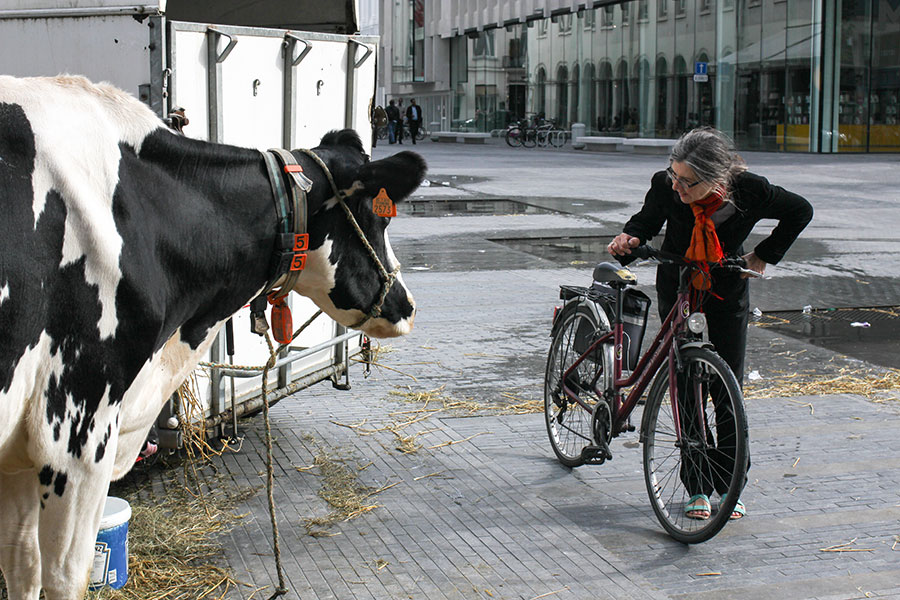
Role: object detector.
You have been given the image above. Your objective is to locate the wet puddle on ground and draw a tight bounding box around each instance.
[489,234,614,265]
[757,306,900,369]
[399,198,560,217]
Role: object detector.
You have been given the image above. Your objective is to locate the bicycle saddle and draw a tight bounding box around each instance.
[592,262,637,286]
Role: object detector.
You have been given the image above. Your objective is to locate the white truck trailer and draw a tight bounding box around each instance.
[0,1,377,448]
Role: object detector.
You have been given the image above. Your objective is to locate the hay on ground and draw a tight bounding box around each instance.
[87,475,258,600]
[745,367,900,402]
[301,449,398,536]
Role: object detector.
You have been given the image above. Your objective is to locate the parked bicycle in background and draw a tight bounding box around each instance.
[377,122,426,143]
[506,115,568,148]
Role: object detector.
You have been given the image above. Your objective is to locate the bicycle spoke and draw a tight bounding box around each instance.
[643,348,748,543]
[545,304,611,467]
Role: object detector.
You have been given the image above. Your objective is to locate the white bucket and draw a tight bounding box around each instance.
[89,496,131,590]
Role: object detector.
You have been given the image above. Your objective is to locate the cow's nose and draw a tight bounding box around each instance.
[364,314,414,338]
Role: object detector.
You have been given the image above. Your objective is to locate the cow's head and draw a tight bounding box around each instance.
[290,130,426,338]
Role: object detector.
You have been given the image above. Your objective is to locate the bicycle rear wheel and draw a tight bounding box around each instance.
[544,303,612,467]
[642,347,748,543]
[505,127,523,147]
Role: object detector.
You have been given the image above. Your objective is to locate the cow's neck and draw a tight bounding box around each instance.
[131,130,289,349]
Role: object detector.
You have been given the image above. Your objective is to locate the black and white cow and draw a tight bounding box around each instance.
[0,75,425,599]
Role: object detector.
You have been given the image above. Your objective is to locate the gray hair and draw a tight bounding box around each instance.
[669,127,747,190]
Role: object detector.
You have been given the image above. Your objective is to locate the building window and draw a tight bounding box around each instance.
[392,0,421,83]
[676,0,687,17]
[413,0,424,81]
[601,6,614,28]
[581,8,595,30]
[621,3,630,25]
[638,1,649,22]
[552,13,573,34]
[537,18,548,37]
[699,0,711,14]
[658,0,668,19]
[536,67,547,115]
[473,30,495,58]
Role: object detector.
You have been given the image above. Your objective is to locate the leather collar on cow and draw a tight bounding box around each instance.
[295,148,401,330]
[256,147,400,337]
[247,149,313,342]
[262,148,313,299]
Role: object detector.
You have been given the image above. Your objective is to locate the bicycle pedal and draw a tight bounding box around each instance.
[581,445,613,465]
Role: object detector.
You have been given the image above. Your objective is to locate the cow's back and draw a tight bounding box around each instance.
[0,75,163,466]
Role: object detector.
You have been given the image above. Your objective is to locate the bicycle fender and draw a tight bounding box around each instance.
[677,341,714,352]
[550,296,613,338]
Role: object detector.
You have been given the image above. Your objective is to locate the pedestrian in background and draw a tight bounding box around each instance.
[372,103,387,148]
[406,98,423,144]
[386,99,401,144]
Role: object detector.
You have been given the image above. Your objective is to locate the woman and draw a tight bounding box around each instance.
[607,127,813,520]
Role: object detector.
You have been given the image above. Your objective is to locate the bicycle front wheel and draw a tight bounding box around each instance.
[522,129,537,148]
[642,347,748,544]
[544,303,612,467]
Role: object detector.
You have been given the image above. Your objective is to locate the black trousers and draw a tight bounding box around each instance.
[409,121,420,143]
[656,267,750,498]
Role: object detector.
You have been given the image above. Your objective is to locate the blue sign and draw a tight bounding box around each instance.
[695,62,708,76]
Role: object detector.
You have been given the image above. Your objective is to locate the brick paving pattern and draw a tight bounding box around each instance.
[200,143,900,599]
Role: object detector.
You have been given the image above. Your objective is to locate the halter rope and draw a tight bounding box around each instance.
[296,148,401,329]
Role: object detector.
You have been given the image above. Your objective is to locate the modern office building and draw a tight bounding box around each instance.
[380,0,900,152]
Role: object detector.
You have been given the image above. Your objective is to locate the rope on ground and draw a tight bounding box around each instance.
[261,331,289,598]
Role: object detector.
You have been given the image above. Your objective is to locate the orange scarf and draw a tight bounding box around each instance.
[685,188,725,290]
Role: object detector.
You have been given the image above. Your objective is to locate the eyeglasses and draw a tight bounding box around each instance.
[666,166,703,189]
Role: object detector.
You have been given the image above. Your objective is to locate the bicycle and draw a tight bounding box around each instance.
[544,245,752,543]
[405,122,426,142]
[505,123,525,147]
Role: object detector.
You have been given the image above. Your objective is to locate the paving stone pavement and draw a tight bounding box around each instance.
[165,142,900,599]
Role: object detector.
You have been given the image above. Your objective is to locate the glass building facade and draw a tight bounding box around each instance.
[389,0,900,153]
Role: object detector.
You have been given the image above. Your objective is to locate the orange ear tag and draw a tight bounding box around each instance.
[270,298,293,344]
[372,188,397,217]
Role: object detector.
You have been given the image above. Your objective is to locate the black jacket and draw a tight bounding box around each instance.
[386,104,401,122]
[406,104,422,124]
[623,170,813,312]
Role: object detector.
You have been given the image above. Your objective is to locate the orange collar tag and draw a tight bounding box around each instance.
[270,298,293,344]
[372,188,397,217]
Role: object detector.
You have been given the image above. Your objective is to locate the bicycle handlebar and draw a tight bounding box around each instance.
[614,245,758,276]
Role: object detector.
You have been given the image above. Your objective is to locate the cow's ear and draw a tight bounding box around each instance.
[354,151,427,203]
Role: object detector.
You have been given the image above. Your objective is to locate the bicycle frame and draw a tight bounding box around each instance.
[559,269,698,439]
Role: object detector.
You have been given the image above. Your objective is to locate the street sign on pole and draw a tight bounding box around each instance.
[694,61,708,83]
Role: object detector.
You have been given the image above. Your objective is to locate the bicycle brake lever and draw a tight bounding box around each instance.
[736,267,768,279]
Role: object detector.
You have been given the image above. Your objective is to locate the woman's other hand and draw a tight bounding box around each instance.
[607,233,640,256]
[741,251,767,278]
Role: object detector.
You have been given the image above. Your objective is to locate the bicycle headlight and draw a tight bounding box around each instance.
[687,312,707,334]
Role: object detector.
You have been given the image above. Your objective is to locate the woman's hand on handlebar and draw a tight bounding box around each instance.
[740,251,767,279]
[607,233,640,257]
